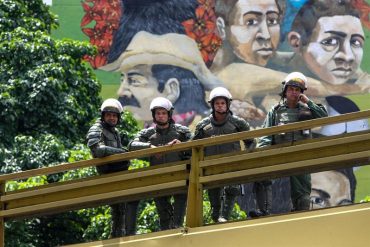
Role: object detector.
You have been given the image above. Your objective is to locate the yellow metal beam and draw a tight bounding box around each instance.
[201,150,370,187]
[1,110,369,182]
[186,147,204,228]
[201,132,370,177]
[63,202,370,247]
[2,163,187,203]
[0,181,187,219]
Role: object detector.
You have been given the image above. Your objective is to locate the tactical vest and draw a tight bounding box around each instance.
[272,103,312,144]
[102,126,122,149]
[200,115,243,156]
[140,124,190,166]
[86,120,128,174]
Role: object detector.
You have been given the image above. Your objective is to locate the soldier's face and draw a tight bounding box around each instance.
[285,86,301,103]
[310,171,352,209]
[154,108,169,125]
[227,0,280,66]
[213,97,228,113]
[301,16,365,85]
[117,65,169,121]
[103,112,119,126]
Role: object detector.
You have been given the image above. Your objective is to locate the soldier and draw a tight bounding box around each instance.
[86,98,139,237]
[193,87,256,222]
[258,72,328,211]
[128,97,192,230]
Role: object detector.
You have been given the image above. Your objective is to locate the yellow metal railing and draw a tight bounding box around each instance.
[0,110,370,246]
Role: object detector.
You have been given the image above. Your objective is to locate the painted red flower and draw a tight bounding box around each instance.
[82,26,113,54]
[84,54,107,69]
[183,6,216,37]
[183,2,222,66]
[352,0,370,30]
[81,2,103,26]
[81,0,122,68]
[197,0,215,12]
[193,33,221,65]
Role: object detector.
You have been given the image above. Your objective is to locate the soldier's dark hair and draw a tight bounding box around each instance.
[152,65,210,116]
[291,0,360,46]
[108,0,197,63]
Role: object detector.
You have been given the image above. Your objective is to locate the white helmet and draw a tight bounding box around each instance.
[101,98,123,114]
[208,87,232,102]
[150,97,173,111]
[282,72,308,93]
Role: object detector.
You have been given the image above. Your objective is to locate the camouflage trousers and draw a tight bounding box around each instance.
[154,193,187,230]
[290,174,311,211]
[209,185,240,222]
[110,201,139,238]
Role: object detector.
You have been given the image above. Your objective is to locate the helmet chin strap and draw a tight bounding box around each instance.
[215,110,228,115]
[156,121,168,126]
[102,120,117,128]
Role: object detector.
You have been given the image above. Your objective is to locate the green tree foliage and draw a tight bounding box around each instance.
[0,28,101,146]
[0,0,106,246]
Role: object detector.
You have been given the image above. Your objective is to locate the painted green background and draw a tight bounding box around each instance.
[50,0,369,201]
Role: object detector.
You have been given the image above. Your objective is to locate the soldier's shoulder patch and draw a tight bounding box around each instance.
[138,127,156,138]
[86,122,103,147]
[174,124,191,134]
[195,117,211,131]
[86,122,103,139]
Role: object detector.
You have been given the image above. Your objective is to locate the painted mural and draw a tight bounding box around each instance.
[80,0,370,213]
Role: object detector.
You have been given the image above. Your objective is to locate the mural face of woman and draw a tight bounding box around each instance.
[301,15,365,85]
[227,0,280,66]
[310,171,352,209]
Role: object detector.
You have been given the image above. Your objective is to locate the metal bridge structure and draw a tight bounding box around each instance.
[1,110,370,247]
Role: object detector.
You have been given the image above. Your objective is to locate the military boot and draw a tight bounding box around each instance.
[249,181,272,218]
[220,195,236,222]
[220,185,239,221]
[154,196,173,230]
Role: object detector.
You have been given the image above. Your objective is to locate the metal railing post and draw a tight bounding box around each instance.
[186,146,204,227]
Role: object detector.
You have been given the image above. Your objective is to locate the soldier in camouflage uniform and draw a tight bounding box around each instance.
[258,72,328,211]
[193,87,256,222]
[86,98,139,237]
[129,97,192,230]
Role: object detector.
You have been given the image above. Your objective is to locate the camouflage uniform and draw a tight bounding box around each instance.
[193,113,255,222]
[129,123,192,230]
[86,119,139,237]
[258,101,327,211]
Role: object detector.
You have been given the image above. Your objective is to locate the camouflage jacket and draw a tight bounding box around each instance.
[258,101,328,147]
[129,123,192,166]
[193,113,255,156]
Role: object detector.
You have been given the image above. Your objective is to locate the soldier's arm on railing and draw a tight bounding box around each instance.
[128,128,154,151]
[86,124,126,157]
[90,144,126,158]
